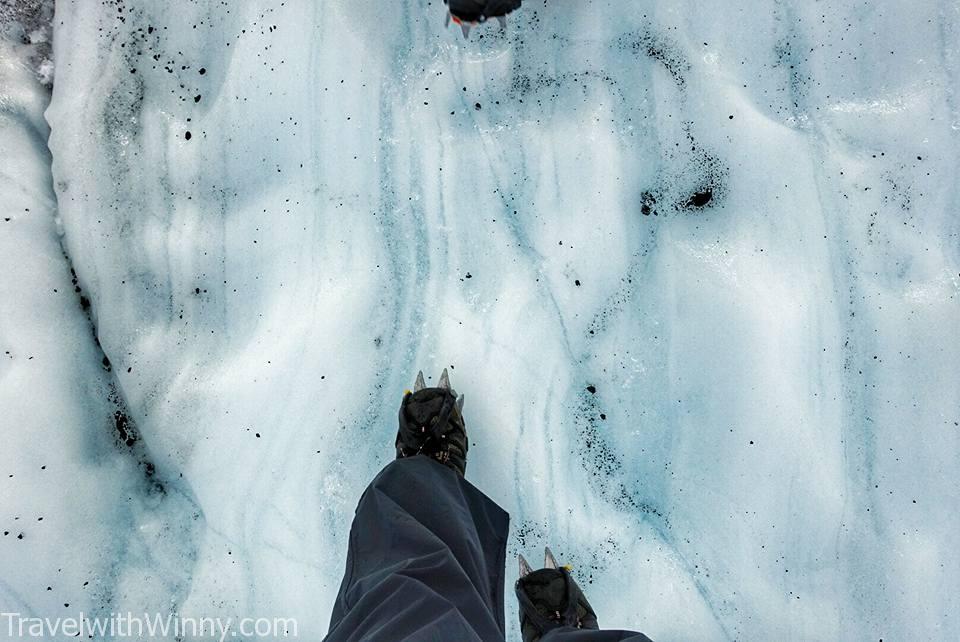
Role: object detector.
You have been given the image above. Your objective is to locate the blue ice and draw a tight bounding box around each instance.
[1,1,958,640]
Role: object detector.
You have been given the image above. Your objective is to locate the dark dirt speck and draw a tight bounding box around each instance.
[686,190,713,208]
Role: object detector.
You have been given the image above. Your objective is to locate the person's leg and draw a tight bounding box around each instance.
[325,370,653,641]
[325,455,509,642]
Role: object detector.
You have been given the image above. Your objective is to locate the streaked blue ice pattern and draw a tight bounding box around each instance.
[1,1,958,640]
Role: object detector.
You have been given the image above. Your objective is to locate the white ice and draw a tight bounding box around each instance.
[2,1,959,640]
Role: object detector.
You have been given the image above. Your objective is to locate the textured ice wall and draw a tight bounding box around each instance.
[2,0,958,640]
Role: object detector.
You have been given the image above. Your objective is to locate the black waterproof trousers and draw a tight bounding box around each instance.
[325,456,653,642]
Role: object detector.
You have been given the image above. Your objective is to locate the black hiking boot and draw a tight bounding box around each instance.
[515,547,600,642]
[443,0,521,38]
[396,369,468,476]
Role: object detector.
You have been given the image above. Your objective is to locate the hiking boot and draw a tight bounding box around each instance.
[516,547,599,642]
[396,369,468,476]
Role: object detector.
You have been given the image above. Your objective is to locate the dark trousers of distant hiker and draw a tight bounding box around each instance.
[324,456,652,642]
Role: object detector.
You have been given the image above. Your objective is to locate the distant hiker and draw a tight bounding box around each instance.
[324,369,654,642]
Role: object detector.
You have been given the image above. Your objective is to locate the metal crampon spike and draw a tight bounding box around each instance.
[445,12,452,27]
[497,16,507,29]
[455,394,465,413]
[438,368,451,390]
[544,546,559,570]
[461,24,471,38]
[414,370,426,392]
[518,554,533,578]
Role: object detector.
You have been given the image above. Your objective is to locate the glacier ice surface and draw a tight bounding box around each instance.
[2,1,959,640]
